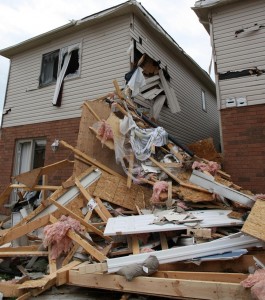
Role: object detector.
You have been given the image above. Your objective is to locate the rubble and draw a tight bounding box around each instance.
[0,79,264,300]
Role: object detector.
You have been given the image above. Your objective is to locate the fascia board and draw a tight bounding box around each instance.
[32,168,101,220]
[104,209,244,236]
[189,170,254,207]
[107,233,264,273]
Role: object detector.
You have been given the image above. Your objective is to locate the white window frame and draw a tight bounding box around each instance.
[39,42,81,88]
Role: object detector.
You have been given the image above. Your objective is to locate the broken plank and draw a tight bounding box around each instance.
[48,245,57,273]
[68,271,250,300]
[0,251,48,257]
[0,282,24,298]
[10,184,59,191]
[62,243,79,266]
[0,214,50,246]
[60,140,124,179]
[127,152,134,189]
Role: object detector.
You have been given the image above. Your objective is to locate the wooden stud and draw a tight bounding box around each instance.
[159,232,168,250]
[127,152,134,189]
[48,245,57,273]
[131,235,140,254]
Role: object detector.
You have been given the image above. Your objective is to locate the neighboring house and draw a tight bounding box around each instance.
[193,0,265,193]
[0,0,218,208]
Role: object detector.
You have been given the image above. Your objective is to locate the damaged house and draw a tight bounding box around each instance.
[193,0,265,193]
[0,0,219,212]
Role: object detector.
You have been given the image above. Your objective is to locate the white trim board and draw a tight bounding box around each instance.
[104,209,243,236]
[107,233,264,273]
[32,169,101,220]
[189,170,254,208]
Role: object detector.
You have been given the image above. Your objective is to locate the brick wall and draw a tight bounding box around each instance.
[221,103,265,194]
[0,118,80,214]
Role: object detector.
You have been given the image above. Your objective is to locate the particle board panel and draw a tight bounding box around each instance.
[74,100,124,177]
[93,172,152,210]
[241,199,265,241]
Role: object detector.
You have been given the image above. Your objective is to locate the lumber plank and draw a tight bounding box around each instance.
[10,184,59,191]
[48,245,57,273]
[68,271,251,300]
[131,235,140,254]
[0,214,50,246]
[17,292,32,300]
[0,251,48,257]
[153,271,248,283]
[127,152,134,188]
[79,262,108,274]
[49,215,107,262]
[60,139,124,179]
[0,282,24,297]
[94,196,112,220]
[62,243,79,266]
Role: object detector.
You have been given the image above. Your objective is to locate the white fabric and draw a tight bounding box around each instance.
[120,114,168,161]
[127,67,146,97]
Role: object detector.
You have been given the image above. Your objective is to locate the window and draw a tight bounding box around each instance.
[14,139,46,176]
[9,139,46,206]
[39,43,80,87]
[201,89,207,112]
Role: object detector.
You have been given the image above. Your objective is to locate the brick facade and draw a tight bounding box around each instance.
[0,118,80,214]
[221,104,265,194]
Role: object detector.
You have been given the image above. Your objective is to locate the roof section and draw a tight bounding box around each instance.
[192,0,241,32]
[0,0,215,94]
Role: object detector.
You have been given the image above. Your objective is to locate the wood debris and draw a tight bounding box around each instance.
[0,80,264,300]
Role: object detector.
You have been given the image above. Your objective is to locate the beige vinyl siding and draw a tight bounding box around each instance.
[131,16,219,148]
[3,15,130,127]
[211,0,265,109]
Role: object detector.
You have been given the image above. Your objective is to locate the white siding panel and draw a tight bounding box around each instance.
[3,16,131,127]
[131,17,219,149]
[212,0,265,108]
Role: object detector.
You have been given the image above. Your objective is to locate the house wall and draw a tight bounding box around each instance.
[130,15,220,149]
[210,0,265,192]
[221,104,265,193]
[0,118,80,214]
[212,0,265,108]
[2,15,131,128]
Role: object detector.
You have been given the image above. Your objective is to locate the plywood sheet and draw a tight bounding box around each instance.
[74,100,124,177]
[93,172,152,210]
[241,199,265,241]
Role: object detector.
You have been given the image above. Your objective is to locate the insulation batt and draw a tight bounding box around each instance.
[254,194,265,201]
[43,215,82,259]
[97,120,114,144]
[151,181,168,203]
[241,269,265,300]
[192,161,220,176]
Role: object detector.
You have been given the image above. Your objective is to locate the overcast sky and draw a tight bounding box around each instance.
[0,0,213,121]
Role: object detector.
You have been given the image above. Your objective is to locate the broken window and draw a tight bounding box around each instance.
[9,139,46,207]
[39,43,81,95]
[14,139,46,176]
[39,50,59,86]
[201,89,207,112]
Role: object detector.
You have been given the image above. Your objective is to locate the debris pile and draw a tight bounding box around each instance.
[0,79,264,300]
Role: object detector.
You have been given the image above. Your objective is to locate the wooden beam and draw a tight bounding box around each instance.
[10,184,59,191]
[49,215,107,262]
[60,140,124,179]
[127,152,134,189]
[0,251,48,257]
[68,271,251,300]
[79,262,108,274]
[62,243,79,266]
[84,101,101,121]
[0,214,50,246]
[153,271,248,283]
[0,282,24,298]
[48,245,57,273]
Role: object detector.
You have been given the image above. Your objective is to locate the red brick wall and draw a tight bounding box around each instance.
[221,104,265,194]
[0,118,80,214]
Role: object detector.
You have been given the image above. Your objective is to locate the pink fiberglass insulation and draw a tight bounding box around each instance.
[254,194,265,201]
[241,269,265,300]
[43,215,82,259]
[97,120,114,144]
[151,181,168,203]
[192,161,220,176]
